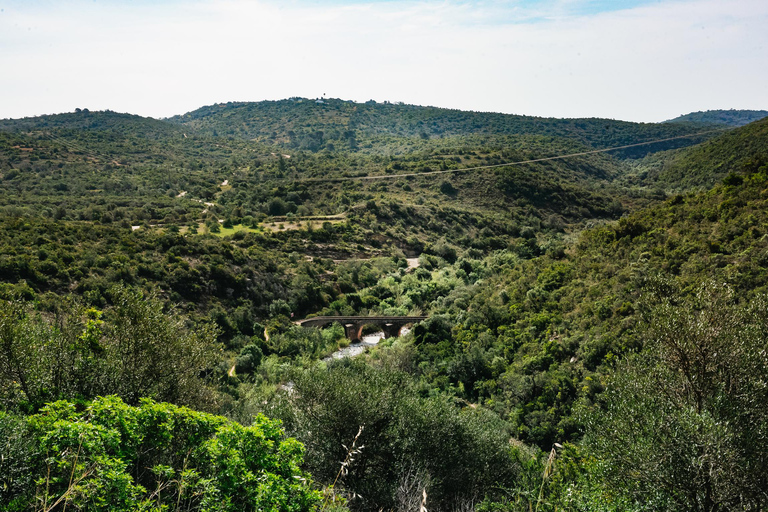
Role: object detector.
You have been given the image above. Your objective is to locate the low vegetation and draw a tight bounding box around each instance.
[1,100,767,511]
[0,397,319,512]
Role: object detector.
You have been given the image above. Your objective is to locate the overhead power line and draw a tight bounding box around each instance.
[37,131,102,162]
[296,129,724,183]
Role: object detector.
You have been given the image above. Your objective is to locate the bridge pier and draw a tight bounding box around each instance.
[344,323,364,343]
[346,322,402,343]
[382,323,402,339]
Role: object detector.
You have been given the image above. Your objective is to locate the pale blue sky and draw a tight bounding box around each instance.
[1,0,766,122]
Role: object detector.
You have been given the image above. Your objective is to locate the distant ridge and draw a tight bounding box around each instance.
[648,116,768,189]
[665,109,768,127]
[167,97,713,158]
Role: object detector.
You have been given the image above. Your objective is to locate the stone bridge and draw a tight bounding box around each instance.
[297,316,427,343]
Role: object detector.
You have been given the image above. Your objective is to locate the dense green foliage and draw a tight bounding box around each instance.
[2,99,768,510]
[0,396,319,511]
[262,359,521,511]
[586,282,768,511]
[0,288,220,412]
[400,157,768,448]
[665,108,768,127]
[169,99,712,158]
[0,214,347,336]
[630,116,768,190]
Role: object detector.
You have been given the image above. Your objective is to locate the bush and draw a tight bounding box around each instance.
[585,283,768,510]
[235,343,264,374]
[0,288,221,412]
[0,412,36,510]
[412,315,453,345]
[0,397,320,512]
[439,180,457,195]
[265,360,519,510]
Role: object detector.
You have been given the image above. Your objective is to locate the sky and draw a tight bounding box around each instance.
[0,0,766,122]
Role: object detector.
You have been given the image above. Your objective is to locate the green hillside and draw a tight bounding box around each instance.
[2,99,767,511]
[626,116,768,191]
[0,107,635,261]
[665,108,768,126]
[0,109,183,137]
[169,98,716,158]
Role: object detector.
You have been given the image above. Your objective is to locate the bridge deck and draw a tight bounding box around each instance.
[297,315,427,326]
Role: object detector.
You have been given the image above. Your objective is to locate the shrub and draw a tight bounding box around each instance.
[235,344,264,374]
[1,396,320,512]
[0,288,220,412]
[585,283,768,510]
[266,360,519,510]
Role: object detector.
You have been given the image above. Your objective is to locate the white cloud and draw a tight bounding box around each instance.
[0,0,766,121]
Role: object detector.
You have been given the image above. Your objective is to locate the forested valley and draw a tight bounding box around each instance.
[1,99,767,511]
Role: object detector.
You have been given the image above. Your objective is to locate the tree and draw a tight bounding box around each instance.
[0,288,221,412]
[439,180,457,196]
[235,343,263,374]
[0,299,57,410]
[102,286,221,407]
[585,281,768,511]
[268,197,288,216]
[265,359,519,511]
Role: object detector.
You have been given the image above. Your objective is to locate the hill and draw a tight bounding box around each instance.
[0,104,644,258]
[169,98,716,158]
[665,108,768,127]
[2,98,767,511]
[273,116,768,451]
[624,116,768,191]
[0,109,184,139]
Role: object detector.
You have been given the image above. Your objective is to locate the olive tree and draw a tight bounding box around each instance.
[585,281,768,511]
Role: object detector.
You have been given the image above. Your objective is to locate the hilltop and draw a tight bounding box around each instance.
[169,98,714,158]
[665,108,768,127]
[624,116,768,191]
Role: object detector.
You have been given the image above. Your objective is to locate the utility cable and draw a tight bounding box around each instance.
[295,129,724,183]
[37,131,103,161]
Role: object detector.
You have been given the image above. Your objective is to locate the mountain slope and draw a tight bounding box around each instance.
[0,109,183,140]
[0,104,640,247]
[169,98,717,158]
[642,116,768,190]
[665,109,768,127]
[399,154,768,447]
[2,99,768,510]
